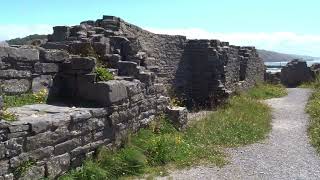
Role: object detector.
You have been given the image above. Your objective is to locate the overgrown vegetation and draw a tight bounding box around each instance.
[95,67,114,81]
[3,89,48,108]
[305,74,320,152]
[300,74,320,89]
[247,83,287,99]
[60,83,276,179]
[0,89,48,121]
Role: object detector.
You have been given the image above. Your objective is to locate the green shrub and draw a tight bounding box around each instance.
[95,67,114,81]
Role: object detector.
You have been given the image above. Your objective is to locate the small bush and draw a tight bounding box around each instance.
[95,67,114,81]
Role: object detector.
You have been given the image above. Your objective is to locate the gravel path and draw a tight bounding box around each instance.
[159,88,320,180]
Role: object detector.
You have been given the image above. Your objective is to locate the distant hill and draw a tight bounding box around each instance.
[258,49,317,62]
[6,34,47,45]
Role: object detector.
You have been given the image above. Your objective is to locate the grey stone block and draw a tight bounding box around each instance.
[46,153,70,179]
[4,138,23,158]
[63,57,96,73]
[0,70,31,79]
[78,80,128,106]
[166,106,188,131]
[34,63,59,73]
[18,165,45,180]
[10,146,54,168]
[118,61,139,77]
[2,79,31,95]
[0,47,39,62]
[40,49,69,63]
[70,111,92,123]
[31,75,53,93]
[54,139,81,155]
[0,160,9,176]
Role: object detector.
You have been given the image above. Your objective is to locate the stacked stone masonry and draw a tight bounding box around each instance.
[0,15,265,179]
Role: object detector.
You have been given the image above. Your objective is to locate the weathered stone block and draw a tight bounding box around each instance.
[2,79,31,95]
[70,111,92,123]
[50,26,70,42]
[31,75,53,93]
[40,49,69,63]
[18,165,45,180]
[46,153,70,179]
[4,138,23,158]
[0,160,9,176]
[10,146,54,168]
[78,80,128,106]
[34,63,59,73]
[0,70,31,79]
[0,47,39,62]
[118,61,139,77]
[54,139,81,155]
[26,127,70,151]
[63,57,96,72]
[8,123,29,133]
[166,106,188,131]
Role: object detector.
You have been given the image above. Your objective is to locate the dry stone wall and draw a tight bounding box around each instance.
[0,15,266,179]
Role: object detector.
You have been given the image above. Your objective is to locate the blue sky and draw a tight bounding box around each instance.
[0,0,319,56]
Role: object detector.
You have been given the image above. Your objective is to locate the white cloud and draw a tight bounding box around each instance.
[146,27,320,57]
[0,24,53,41]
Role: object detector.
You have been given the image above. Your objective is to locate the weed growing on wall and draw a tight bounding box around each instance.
[95,67,114,81]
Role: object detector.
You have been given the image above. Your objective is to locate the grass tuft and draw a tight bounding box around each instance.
[246,83,287,99]
[3,89,48,108]
[305,75,320,153]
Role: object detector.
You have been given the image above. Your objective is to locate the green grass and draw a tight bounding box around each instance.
[60,86,273,179]
[300,74,320,89]
[246,83,287,99]
[305,75,320,153]
[3,89,48,108]
[0,89,48,121]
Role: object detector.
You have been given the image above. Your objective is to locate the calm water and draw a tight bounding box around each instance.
[265,59,320,73]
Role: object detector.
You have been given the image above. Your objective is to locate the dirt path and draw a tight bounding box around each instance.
[159,88,320,180]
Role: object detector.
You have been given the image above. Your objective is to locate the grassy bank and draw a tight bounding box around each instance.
[246,83,287,99]
[60,83,285,180]
[305,76,320,153]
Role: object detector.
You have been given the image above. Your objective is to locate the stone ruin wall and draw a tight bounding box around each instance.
[0,15,265,179]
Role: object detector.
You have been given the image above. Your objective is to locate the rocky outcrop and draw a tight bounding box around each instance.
[310,63,320,79]
[280,59,313,87]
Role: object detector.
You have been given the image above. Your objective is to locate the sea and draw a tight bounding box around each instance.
[265,59,320,73]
